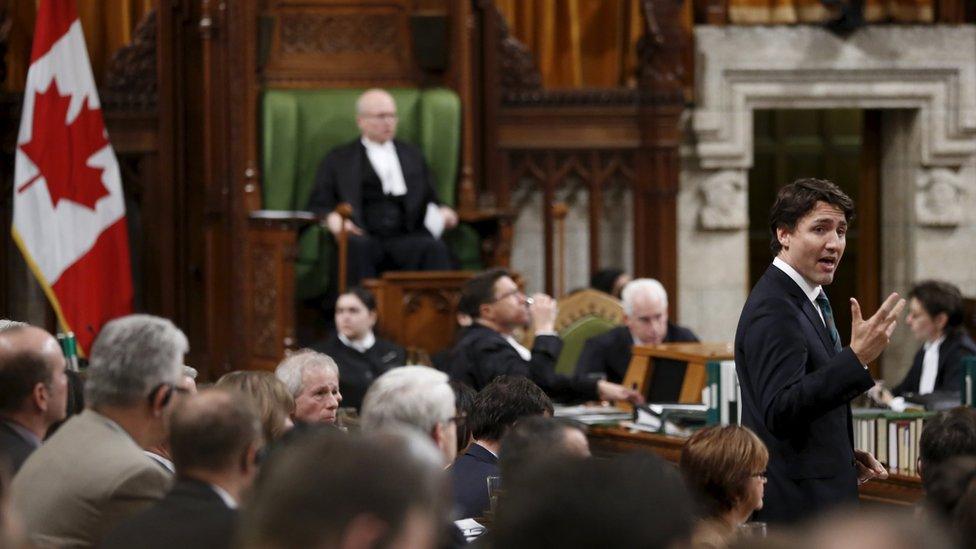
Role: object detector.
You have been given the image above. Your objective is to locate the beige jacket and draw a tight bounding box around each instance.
[10,409,172,548]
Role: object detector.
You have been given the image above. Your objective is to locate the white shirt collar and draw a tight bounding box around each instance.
[360,137,407,196]
[338,331,376,353]
[504,335,532,361]
[772,257,822,304]
[361,136,394,151]
[924,334,947,352]
[209,483,238,509]
[144,450,175,473]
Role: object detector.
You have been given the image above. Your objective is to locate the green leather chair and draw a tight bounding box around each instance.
[555,316,617,376]
[261,87,481,300]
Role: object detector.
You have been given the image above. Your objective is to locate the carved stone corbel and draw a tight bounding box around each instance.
[916,168,965,227]
[698,169,747,230]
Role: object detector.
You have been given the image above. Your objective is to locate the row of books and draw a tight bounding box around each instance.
[852,409,933,476]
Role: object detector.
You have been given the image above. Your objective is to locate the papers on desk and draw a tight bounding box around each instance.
[553,404,632,425]
[424,202,445,238]
[455,518,486,542]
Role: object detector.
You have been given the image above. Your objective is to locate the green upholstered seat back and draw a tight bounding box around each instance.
[260,88,471,299]
[555,316,617,376]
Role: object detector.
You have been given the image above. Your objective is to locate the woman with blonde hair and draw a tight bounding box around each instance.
[680,425,769,547]
[216,370,295,442]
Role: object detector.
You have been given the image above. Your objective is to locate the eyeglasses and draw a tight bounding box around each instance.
[362,113,398,121]
[492,289,525,303]
[449,415,467,428]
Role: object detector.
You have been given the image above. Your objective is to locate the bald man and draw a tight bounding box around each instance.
[0,325,68,474]
[307,88,459,286]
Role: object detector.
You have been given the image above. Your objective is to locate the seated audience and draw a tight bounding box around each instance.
[239,428,449,549]
[101,389,263,549]
[679,425,769,548]
[216,370,295,442]
[448,269,641,404]
[313,287,405,410]
[145,365,199,474]
[575,278,699,402]
[498,416,590,488]
[919,407,976,492]
[11,314,186,548]
[307,88,458,285]
[803,508,952,549]
[360,366,458,465]
[921,455,976,527]
[451,376,553,519]
[448,380,476,456]
[492,453,694,549]
[275,349,342,425]
[872,280,976,410]
[590,268,631,299]
[0,325,67,474]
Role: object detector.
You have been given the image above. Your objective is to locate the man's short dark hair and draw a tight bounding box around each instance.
[920,407,976,487]
[240,428,447,549]
[910,280,966,335]
[493,453,694,549]
[170,390,262,474]
[499,416,585,484]
[339,286,377,312]
[0,342,53,414]
[469,376,553,442]
[768,178,855,255]
[449,380,477,454]
[460,269,509,319]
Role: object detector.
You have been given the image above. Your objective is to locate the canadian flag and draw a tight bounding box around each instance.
[13,0,132,354]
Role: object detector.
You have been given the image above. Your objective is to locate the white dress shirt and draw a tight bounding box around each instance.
[361,137,407,196]
[773,257,825,325]
[918,335,946,395]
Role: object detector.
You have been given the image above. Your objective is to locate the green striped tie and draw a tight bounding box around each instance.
[815,291,842,352]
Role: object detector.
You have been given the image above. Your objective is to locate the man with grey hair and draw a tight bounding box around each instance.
[306,88,459,286]
[575,278,698,402]
[360,365,458,465]
[0,324,68,474]
[275,349,342,425]
[11,314,188,548]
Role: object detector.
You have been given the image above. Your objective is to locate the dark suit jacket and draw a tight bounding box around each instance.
[447,324,597,402]
[0,420,38,475]
[307,138,440,232]
[574,324,699,402]
[735,265,874,524]
[450,443,500,519]
[892,330,976,397]
[314,333,406,410]
[100,478,237,549]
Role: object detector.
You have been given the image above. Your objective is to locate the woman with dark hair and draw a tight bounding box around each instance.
[873,280,976,410]
[680,425,769,548]
[314,287,405,411]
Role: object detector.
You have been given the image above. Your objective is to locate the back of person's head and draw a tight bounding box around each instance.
[85,314,188,408]
[360,366,455,434]
[170,389,262,475]
[923,456,976,524]
[680,424,769,518]
[216,370,295,442]
[0,326,60,416]
[910,280,966,335]
[499,416,589,485]
[920,407,976,485]
[449,380,476,455]
[768,178,855,255]
[493,453,694,549]
[274,349,338,398]
[621,278,669,314]
[803,508,952,549]
[470,376,553,442]
[0,320,28,332]
[590,268,624,296]
[240,428,448,549]
[461,269,509,320]
[952,464,976,549]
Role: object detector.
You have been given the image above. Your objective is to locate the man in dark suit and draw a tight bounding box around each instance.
[307,88,459,285]
[575,278,699,402]
[102,389,262,549]
[450,376,553,519]
[313,287,405,410]
[735,178,902,524]
[0,324,68,474]
[448,269,641,404]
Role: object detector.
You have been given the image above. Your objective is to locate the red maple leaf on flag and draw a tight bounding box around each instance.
[18,80,111,210]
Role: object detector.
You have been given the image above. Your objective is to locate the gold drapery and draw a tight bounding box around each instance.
[496,0,645,89]
[3,0,153,92]
[728,0,933,24]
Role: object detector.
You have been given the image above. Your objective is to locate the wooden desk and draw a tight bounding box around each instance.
[587,425,923,507]
[621,342,733,408]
